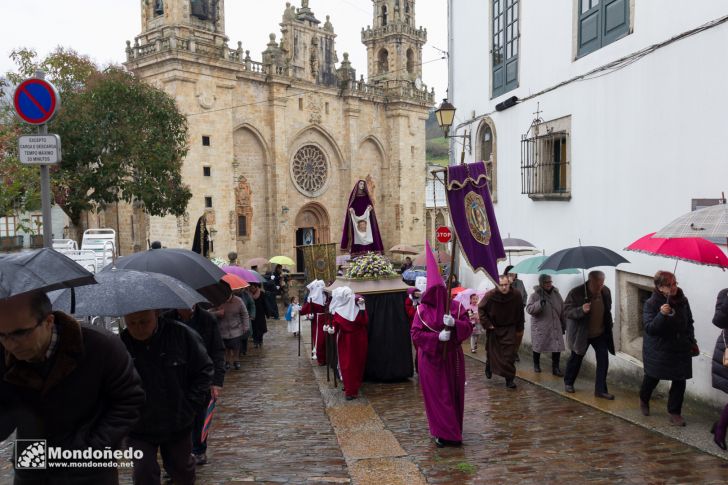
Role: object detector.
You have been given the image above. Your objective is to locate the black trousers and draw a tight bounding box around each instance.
[128,431,195,485]
[533,351,561,367]
[564,332,609,393]
[640,374,686,415]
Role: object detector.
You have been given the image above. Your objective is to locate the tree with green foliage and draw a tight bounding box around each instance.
[1,47,191,236]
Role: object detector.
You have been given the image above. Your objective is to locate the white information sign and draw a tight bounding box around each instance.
[18,135,62,165]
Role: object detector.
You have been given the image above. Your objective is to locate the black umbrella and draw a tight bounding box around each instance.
[0,248,96,300]
[50,268,208,317]
[538,245,629,272]
[111,248,229,306]
[539,245,630,298]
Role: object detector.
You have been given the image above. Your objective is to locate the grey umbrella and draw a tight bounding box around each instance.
[502,237,540,263]
[111,248,229,306]
[49,268,208,317]
[654,201,728,240]
[0,248,96,300]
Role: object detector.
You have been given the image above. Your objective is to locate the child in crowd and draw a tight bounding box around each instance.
[285,295,302,336]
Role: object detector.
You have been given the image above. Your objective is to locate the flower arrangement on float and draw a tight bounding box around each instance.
[344,252,398,279]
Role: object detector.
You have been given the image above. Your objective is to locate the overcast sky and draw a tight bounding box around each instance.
[0,0,448,98]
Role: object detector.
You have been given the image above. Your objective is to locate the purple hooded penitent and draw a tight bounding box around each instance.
[410,241,472,442]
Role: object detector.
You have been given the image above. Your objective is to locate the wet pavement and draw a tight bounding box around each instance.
[2,318,728,484]
[363,355,728,484]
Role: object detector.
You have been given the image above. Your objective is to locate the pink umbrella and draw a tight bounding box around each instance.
[223,266,266,283]
[625,233,728,269]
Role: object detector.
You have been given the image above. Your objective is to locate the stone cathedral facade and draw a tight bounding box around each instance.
[123,0,432,267]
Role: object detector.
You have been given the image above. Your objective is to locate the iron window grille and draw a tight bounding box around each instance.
[521,121,570,198]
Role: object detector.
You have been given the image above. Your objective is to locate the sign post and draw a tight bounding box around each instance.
[13,72,61,248]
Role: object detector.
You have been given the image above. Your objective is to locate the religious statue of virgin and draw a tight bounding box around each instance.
[340,180,384,256]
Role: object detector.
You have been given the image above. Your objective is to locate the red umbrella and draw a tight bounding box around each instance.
[221,273,249,290]
[625,233,728,269]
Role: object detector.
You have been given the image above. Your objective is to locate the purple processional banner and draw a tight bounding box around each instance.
[446,161,506,284]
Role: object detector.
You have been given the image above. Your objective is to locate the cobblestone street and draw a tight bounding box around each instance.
[3,318,728,484]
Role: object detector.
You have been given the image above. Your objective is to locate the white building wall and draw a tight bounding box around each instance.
[450,0,728,404]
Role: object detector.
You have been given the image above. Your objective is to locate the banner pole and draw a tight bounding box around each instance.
[443,233,458,359]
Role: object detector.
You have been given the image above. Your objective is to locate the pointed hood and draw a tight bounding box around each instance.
[417,241,447,331]
[306,279,326,306]
[329,286,358,321]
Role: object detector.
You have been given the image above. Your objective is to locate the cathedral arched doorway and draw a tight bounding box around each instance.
[294,202,331,272]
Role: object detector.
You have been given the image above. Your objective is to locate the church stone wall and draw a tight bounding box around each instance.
[125,0,431,262]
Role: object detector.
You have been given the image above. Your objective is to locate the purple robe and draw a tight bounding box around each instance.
[340,181,384,256]
[411,300,472,442]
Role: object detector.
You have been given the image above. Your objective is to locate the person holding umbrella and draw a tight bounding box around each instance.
[526,274,566,376]
[710,286,728,449]
[639,270,696,426]
[212,289,249,371]
[0,249,145,485]
[121,309,213,485]
[166,304,225,466]
[563,271,616,399]
[0,292,145,484]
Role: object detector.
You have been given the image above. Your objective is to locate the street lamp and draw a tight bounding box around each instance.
[434,99,470,161]
[434,99,456,136]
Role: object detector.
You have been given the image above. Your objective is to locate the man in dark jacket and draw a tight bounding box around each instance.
[121,309,213,485]
[0,291,145,485]
[167,306,225,465]
[563,271,616,399]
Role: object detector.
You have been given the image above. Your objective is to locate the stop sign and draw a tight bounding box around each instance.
[436,226,452,243]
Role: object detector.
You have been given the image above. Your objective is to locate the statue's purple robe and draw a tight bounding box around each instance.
[410,242,472,442]
[340,181,384,256]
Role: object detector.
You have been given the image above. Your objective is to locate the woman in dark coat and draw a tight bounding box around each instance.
[639,271,696,427]
[710,288,728,450]
[248,284,268,348]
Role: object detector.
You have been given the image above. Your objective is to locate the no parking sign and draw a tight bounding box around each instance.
[13,78,60,125]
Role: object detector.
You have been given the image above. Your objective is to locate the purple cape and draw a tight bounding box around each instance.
[411,299,472,442]
[340,180,384,255]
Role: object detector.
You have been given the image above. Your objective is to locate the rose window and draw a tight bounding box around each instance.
[291,145,328,197]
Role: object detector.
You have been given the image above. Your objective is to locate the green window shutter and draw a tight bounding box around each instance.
[493,0,518,97]
[578,0,601,57]
[602,0,629,46]
[578,0,629,58]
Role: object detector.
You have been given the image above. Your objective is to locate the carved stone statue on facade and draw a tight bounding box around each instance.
[310,37,320,79]
[283,2,294,21]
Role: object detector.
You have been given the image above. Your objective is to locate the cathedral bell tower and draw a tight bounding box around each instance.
[137,0,228,53]
[362,0,426,85]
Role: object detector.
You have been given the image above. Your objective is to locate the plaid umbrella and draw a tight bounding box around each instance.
[654,202,728,240]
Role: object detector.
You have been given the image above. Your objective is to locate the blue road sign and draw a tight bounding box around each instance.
[13,79,60,125]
